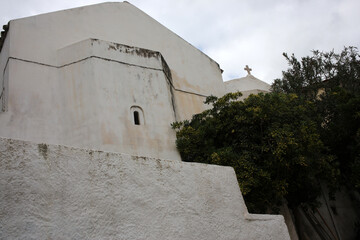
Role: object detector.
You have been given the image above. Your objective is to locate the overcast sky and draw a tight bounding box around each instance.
[1,0,359,84]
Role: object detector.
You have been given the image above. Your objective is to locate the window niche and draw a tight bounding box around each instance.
[130,106,144,125]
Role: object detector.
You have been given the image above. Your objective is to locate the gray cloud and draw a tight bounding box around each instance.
[1,0,359,83]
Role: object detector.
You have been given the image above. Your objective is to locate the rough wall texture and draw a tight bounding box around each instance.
[0,137,290,239]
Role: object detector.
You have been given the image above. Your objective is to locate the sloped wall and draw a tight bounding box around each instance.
[0,137,290,239]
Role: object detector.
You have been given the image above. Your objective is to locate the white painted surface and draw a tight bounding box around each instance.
[0,2,227,160]
[0,137,290,240]
[7,2,224,114]
[0,38,180,160]
[225,74,271,94]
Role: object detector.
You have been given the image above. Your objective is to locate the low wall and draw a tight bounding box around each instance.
[0,138,290,239]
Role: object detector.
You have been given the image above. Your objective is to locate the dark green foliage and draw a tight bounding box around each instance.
[317,89,360,191]
[272,46,360,100]
[272,46,360,192]
[172,46,359,213]
[172,92,338,213]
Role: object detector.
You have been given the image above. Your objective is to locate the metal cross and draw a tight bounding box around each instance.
[244,65,252,75]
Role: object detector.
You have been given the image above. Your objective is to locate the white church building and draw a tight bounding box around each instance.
[0,2,289,239]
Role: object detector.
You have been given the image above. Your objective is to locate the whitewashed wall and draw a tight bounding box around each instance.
[225,75,271,94]
[0,137,290,240]
[0,39,180,160]
[5,2,224,120]
[0,2,229,159]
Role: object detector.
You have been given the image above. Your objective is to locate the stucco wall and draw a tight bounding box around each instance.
[0,137,290,239]
[172,90,209,121]
[225,75,271,93]
[0,39,180,160]
[7,2,224,119]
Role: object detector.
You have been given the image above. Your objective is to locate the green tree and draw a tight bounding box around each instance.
[317,88,360,191]
[272,46,360,100]
[272,47,360,192]
[172,92,338,213]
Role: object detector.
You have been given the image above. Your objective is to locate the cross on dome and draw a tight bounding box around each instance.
[244,65,252,75]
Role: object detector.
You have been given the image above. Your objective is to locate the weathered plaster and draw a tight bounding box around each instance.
[8,2,225,103]
[0,137,290,240]
[0,39,180,160]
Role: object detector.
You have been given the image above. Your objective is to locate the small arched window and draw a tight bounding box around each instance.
[130,106,144,125]
[133,111,140,125]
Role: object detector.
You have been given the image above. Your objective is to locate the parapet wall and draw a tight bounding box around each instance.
[0,137,290,239]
